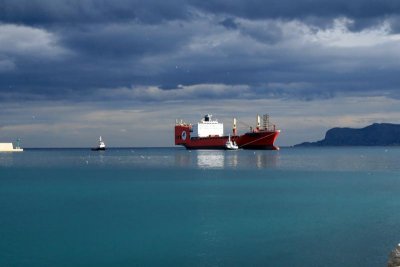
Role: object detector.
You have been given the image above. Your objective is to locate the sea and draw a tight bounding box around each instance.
[1,147,399,267]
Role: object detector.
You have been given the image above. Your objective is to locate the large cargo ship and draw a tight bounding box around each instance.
[175,114,280,150]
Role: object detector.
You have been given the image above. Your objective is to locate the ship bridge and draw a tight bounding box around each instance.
[192,114,224,137]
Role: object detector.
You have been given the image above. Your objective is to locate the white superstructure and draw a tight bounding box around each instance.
[191,114,224,138]
[0,143,23,152]
[98,136,105,149]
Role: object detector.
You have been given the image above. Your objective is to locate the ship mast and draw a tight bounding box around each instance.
[232,117,237,136]
[256,114,260,131]
[262,114,269,130]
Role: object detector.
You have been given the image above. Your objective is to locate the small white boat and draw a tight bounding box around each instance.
[0,139,23,152]
[91,136,106,151]
[225,135,239,150]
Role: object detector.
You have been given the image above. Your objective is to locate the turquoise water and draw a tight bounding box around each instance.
[1,147,400,266]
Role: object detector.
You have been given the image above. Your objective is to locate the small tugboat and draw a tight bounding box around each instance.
[91,136,106,151]
[225,135,239,150]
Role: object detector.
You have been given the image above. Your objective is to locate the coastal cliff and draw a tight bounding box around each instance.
[295,123,400,147]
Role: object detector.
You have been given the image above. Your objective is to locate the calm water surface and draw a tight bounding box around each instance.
[0,147,399,266]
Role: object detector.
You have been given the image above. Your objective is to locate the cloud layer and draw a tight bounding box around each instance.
[1,1,400,146]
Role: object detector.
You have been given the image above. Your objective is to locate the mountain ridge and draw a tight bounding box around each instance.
[295,123,400,147]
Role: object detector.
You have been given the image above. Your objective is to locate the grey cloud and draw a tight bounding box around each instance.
[1,0,400,26]
[193,0,400,21]
[4,1,400,148]
[60,22,190,58]
[1,1,400,104]
[0,0,190,25]
[219,18,238,29]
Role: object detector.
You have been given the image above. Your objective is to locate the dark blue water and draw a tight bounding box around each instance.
[1,147,399,266]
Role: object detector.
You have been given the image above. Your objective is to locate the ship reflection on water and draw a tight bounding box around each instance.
[174,150,278,169]
[196,151,225,169]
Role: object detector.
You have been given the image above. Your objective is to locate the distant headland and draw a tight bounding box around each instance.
[295,123,400,147]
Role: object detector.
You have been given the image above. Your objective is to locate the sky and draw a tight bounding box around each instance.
[1,0,400,147]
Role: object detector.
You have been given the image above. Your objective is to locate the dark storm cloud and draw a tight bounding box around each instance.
[3,0,400,148]
[60,22,189,58]
[1,0,400,103]
[0,0,191,24]
[1,0,400,24]
[193,0,400,22]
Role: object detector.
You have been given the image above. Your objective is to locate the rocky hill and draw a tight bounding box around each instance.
[295,123,400,147]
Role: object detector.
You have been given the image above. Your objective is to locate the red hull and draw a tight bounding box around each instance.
[175,125,280,150]
[234,131,280,150]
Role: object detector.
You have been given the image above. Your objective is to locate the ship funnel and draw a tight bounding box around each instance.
[233,117,237,136]
[256,114,260,130]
